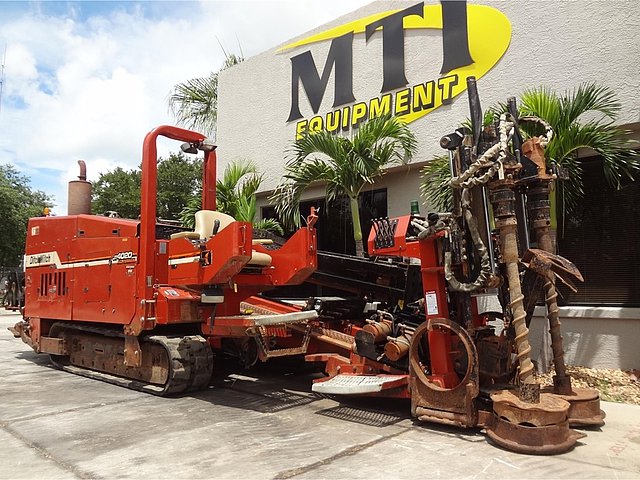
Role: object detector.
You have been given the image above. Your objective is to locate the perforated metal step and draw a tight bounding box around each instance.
[312,374,407,395]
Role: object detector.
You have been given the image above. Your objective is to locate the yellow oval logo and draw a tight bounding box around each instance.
[280,3,511,136]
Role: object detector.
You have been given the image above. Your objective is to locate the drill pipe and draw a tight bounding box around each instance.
[528,182,572,394]
[491,184,538,401]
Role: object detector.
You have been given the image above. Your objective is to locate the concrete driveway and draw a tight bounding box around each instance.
[1,310,639,479]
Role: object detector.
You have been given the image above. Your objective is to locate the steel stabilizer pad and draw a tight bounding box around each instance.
[485,389,586,454]
[541,386,606,427]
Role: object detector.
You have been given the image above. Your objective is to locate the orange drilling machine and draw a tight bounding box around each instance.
[11,80,604,454]
[11,125,318,395]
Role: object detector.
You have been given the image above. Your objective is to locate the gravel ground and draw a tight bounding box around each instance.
[538,366,640,405]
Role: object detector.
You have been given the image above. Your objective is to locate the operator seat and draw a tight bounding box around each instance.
[194,210,236,238]
[171,210,272,267]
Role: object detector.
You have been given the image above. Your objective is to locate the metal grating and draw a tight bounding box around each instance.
[39,271,66,297]
[315,405,405,427]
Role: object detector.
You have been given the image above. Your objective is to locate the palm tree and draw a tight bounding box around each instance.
[180,160,283,235]
[168,53,243,136]
[517,83,638,224]
[271,115,418,257]
[420,83,639,225]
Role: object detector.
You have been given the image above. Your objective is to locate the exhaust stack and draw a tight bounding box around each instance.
[68,160,92,215]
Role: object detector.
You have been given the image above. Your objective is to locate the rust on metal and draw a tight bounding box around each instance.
[124,335,143,368]
[8,321,35,350]
[524,173,604,426]
[489,181,536,389]
[541,386,606,427]
[363,318,393,343]
[476,335,513,383]
[486,389,584,454]
[522,248,583,292]
[383,334,411,361]
[409,319,480,428]
[46,323,212,395]
[519,380,541,404]
[486,416,585,455]
[491,390,568,426]
[40,336,67,355]
[64,331,169,385]
[522,138,554,181]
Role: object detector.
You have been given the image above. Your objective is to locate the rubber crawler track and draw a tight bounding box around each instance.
[49,322,213,396]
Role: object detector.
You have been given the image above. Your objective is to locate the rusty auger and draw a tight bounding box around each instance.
[485,174,582,455]
[522,248,604,426]
[522,137,605,426]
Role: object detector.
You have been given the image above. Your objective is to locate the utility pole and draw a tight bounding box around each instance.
[0,44,6,114]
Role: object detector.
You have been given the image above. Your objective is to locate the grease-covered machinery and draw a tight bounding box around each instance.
[11,80,604,454]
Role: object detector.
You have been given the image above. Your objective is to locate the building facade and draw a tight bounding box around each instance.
[216,1,640,369]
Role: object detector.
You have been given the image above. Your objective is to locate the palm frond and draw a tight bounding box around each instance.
[275,116,417,250]
[233,194,257,223]
[216,160,262,217]
[515,83,637,218]
[274,158,336,229]
[270,183,304,229]
[221,160,259,187]
[570,123,639,188]
[179,195,201,228]
[423,83,637,226]
[253,218,284,236]
[168,53,243,135]
[554,155,584,214]
[355,115,418,165]
[288,129,348,169]
[420,155,453,212]
[519,86,562,127]
[168,73,218,135]
[560,83,620,128]
[284,159,336,188]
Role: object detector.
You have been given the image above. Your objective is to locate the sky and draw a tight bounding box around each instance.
[0,0,371,214]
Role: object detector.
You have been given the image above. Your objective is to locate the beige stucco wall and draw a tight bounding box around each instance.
[529,308,640,371]
[216,1,640,370]
[217,0,640,216]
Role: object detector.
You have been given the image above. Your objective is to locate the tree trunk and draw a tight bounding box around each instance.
[350,196,364,257]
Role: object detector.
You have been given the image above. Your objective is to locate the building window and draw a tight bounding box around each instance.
[262,188,387,255]
[557,157,639,306]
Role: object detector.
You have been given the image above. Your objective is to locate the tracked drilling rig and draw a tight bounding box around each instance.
[11,81,604,454]
[10,125,319,395]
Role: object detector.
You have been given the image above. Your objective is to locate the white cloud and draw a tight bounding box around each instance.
[0,0,371,214]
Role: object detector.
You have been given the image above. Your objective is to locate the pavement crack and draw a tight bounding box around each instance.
[272,429,407,479]
[0,421,99,480]
[5,397,150,423]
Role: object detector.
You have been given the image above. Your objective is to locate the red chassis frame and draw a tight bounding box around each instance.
[21,125,317,352]
[303,215,488,398]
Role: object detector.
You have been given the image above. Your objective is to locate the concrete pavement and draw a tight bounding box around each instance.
[1,310,639,479]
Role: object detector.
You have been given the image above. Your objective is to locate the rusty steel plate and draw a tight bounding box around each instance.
[541,386,606,427]
[486,415,586,455]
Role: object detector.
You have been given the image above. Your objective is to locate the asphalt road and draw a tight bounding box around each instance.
[1,310,639,479]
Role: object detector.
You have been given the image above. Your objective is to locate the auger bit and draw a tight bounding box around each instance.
[522,248,584,292]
